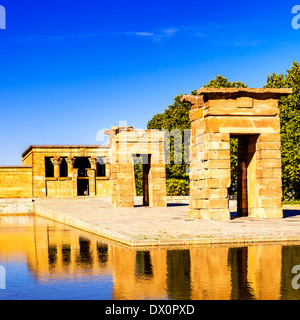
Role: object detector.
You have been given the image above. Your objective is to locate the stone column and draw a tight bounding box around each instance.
[148,131,167,207]
[188,130,231,220]
[111,162,135,207]
[87,169,96,196]
[89,157,98,172]
[72,168,78,197]
[255,133,283,218]
[66,157,76,178]
[51,157,62,178]
[148,163,167,207]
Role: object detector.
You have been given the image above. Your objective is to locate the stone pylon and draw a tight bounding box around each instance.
[182,88,292,220]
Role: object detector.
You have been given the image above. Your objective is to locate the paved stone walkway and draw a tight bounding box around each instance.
[34,198,300,247]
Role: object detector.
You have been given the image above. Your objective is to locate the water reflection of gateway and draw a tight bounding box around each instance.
[0,215,300,300]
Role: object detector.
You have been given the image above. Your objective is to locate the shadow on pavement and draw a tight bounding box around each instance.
[230,210,300,219]
[283,210,300,218]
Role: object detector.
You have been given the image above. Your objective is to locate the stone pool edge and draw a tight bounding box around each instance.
[2,198,300,248]
[33,203,300,248]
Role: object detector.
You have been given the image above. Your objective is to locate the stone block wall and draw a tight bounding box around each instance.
[188,130,231,220]
[254,133,283,218]
[0,166,33,198]
[45,178,73,197]
[96,177,111,197]
[111,163,135,207]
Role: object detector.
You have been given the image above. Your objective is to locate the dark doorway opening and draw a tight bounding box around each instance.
[60,158,68,177]
[142,155,151,206]
[74,157,91,177]
[45,157,54,178]
[232,134,259,217]
[97,157,106,177]
[134,154,151,206]
[77,179,89,196]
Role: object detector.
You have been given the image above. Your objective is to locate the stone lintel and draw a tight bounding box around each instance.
[0,165,32,169]
[197,87,292,100]
[181,95,204,110]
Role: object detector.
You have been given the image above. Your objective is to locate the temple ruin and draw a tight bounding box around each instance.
[0,126,167,207]
[182,87,292,220]
[0,87,293,219]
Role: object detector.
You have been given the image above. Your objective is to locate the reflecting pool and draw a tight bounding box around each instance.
[0,215,300,300]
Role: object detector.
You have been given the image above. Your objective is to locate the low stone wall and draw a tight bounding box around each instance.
[0,166,32,198]
[133,196,189,205]
[96,178,111,197]
[167,196,189,204]
[34,196,111,203]
[0,198,34,214]
[46,178,73,197]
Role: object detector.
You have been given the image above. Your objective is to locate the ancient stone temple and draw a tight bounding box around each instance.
[0,87,293,218]
[0,125,167,208]
[182,88,292,220]
[7,145,112,198]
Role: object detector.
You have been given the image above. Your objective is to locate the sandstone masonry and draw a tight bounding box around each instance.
[182,88,292,220]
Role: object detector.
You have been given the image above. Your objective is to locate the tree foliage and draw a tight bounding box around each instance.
[147,76,247,195]
[203,75,248,89]
[133,157,143,196]
[144,66,300,200]
[147,92,195,195]
[264,61,300,200]
[167,178,189,196]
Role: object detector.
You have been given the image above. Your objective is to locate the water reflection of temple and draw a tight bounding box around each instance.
[0,215,300,300]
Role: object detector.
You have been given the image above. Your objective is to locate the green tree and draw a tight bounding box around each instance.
[264,61,300,200]
[147,91,196,196]
[133,157,143,196]
[166,178,189,196]
[147,76,247,196]
[203,75,248,89]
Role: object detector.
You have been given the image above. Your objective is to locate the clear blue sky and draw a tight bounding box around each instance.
[0,0,299,164]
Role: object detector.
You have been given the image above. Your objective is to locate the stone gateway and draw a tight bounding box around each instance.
[182,87,292,220]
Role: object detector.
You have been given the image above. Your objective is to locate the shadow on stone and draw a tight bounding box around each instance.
[230,210,300,219]
[167,203,189,207]
[283,210,300,218]
[230,211,238,219]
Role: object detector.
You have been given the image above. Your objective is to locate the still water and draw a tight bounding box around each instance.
[0,215,300,300]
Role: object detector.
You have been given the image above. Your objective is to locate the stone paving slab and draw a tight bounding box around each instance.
[34,199,300,247]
